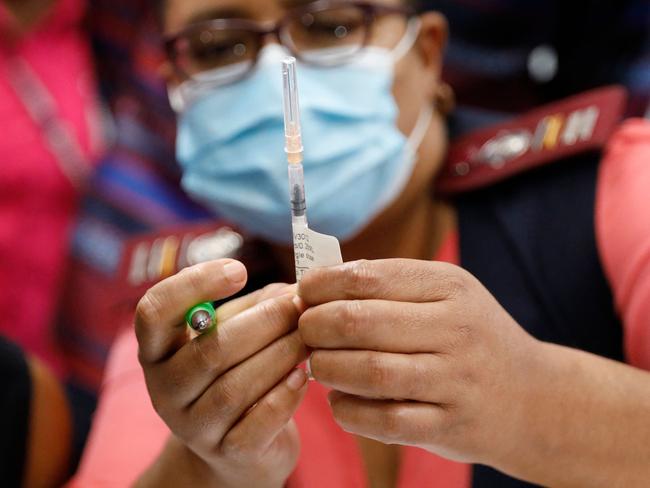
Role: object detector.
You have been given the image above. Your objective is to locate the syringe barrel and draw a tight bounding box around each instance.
[288,163,307,218]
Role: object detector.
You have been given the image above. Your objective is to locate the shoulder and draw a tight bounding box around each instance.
[436,86,628,196]
[0,337,72,488]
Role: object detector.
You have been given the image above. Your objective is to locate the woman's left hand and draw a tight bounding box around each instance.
[298,259,543,467]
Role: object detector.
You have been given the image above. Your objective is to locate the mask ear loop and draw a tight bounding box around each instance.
[390,17,422,62]
[406,102,434,155]
[168,84,185,112]
[391,15,453,123]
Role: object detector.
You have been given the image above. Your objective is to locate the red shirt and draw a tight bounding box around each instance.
[0,0,101,374]
[69,119,650,486]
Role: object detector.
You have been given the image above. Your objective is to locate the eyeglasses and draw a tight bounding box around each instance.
[164,0,415,84]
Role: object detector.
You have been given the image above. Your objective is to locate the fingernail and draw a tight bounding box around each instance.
[287,368,307,391]
[223,261,246,283]
[305,354,315,381]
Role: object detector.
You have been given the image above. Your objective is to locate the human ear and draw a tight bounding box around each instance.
[414,12,449,106]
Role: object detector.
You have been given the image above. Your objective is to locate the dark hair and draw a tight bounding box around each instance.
[410,0,426,12]
[152,0,166,28]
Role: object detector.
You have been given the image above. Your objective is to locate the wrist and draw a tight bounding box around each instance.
[134,436,219,488]
[136,436,288,488]
[484,337,555,472]
[488,340,581,484]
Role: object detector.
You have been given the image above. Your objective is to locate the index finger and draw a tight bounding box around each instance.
[135,259,248,364]
[299,259,468,305]
[216,283,296,323]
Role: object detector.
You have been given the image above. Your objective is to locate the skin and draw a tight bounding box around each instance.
[299,260,650,487]
[21,357,72,488]
[135,261,308,488]
[136,0,650,487]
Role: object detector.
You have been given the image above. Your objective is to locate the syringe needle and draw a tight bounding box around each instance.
[282,57,304,165]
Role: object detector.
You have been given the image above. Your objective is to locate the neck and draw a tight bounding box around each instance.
[271,192,454,281]
[343,192,454,262]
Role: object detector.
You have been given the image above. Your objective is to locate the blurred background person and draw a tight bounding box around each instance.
[0,0,105,482]
[0,0,103,377]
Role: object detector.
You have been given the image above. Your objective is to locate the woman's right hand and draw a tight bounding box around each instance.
[134,259,308,488]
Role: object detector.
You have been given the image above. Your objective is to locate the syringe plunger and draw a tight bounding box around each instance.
[288,160,306,218]
[291,184,306,217]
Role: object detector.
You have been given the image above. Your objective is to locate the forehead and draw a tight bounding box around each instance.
[164,0,404,35]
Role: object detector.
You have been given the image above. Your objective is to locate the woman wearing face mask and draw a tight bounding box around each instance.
[70,1,650,487]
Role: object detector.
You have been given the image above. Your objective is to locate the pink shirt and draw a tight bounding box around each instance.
[0,0,101,374]
[596,119,650,370]
[70,119,650,486]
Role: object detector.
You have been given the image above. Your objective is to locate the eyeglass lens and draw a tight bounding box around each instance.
[176,29,259,75]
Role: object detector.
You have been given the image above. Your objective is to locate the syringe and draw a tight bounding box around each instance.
[282,58,307,227]
[281,57,342,282]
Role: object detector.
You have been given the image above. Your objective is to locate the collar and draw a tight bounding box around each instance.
[436,85,628,196]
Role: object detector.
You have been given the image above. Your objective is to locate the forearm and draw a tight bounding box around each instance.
[496,341,650,487]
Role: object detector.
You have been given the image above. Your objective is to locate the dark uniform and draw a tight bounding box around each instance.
[422,0,650,134]
[437,85,627,487]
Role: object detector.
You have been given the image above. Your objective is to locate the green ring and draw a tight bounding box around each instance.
[185,302,216,331]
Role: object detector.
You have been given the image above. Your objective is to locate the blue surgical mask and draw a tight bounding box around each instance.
[170,19,431,244]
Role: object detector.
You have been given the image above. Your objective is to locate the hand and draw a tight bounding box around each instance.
[298,259,541,468]
[135,260,308,488]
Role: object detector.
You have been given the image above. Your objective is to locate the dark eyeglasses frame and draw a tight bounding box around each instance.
[164,0,415,81]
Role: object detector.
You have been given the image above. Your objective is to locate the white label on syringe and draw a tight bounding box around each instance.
[293,222,343,282]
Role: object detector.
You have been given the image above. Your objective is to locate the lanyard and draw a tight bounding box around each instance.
[1,0,94,192]
[5,54,92,191]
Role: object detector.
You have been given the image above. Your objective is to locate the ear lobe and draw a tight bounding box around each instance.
[416,11,448,70]
[435,82,455,116]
